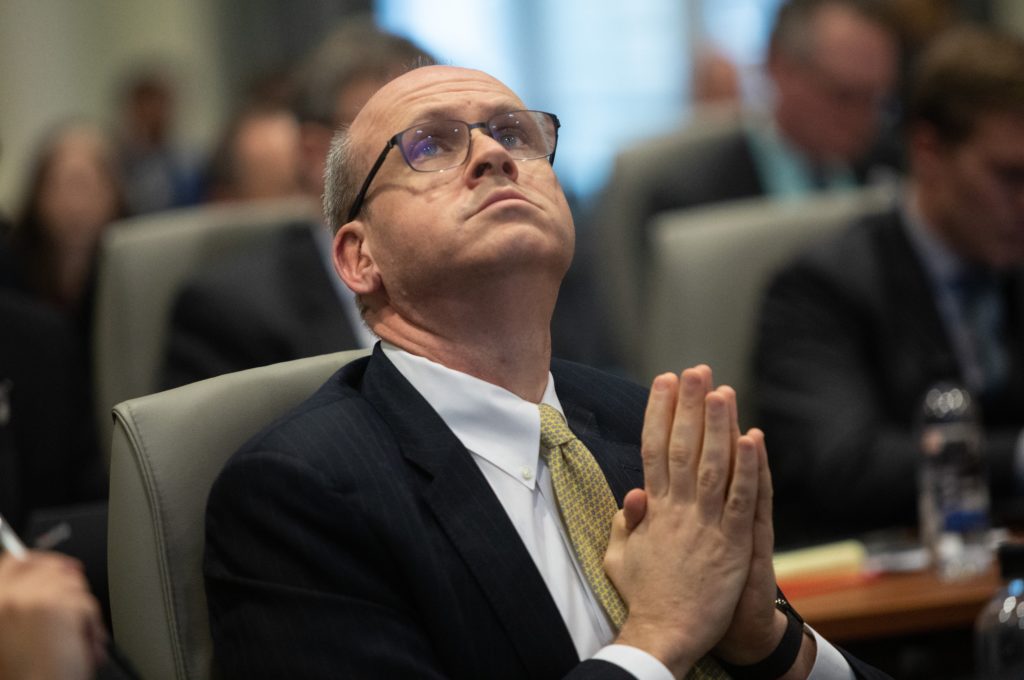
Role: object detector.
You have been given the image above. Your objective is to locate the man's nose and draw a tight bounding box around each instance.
[467,129,518,180]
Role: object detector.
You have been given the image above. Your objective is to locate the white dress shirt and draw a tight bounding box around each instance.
[383,343,853,679]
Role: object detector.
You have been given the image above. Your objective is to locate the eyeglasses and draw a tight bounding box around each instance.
[346,109,560,221]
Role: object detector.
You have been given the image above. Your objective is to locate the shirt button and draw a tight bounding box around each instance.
[521,466,534,481]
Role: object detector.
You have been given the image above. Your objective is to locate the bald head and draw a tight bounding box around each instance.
[325,66,528,230]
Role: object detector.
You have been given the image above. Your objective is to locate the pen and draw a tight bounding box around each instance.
[0,512,142,680]
[0,512,27,559]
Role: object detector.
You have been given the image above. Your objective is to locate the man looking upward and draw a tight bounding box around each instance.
[205,65,888,679]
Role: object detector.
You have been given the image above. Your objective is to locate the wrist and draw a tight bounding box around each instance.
[615,619,702,679]
[717,609,789,665]
[717,601,805,679]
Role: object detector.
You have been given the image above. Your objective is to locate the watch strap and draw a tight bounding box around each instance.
[716,599,805,679]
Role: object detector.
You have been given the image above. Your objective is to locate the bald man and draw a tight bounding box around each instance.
[204,65,888,680]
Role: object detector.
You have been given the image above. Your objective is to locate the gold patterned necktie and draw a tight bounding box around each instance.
[537,404,728,680]
[538,403,628,627]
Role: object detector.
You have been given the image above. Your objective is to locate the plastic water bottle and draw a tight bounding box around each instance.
[917,382,992,580]
[976,543,1024,678]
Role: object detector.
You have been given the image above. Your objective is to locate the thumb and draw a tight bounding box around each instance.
[622,488,648,532]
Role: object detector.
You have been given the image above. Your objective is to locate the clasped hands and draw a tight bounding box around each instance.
[605,366,803,679]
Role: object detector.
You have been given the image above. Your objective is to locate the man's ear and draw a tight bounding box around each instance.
[333,220,381,295]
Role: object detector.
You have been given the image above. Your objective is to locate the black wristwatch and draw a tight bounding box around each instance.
[716,593,806,680]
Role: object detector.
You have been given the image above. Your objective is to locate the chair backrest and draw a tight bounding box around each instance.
[642,186,896,424]
[92,197,319,449]
[107,349,369,680]
[593,117,745,374]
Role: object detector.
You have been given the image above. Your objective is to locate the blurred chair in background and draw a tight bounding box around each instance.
[107,349,367,680]
[91,197,318,451]
[642,185,895,425]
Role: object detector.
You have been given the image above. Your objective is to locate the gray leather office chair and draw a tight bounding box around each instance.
[107,349,368,680]
[594,116,744,375]
[642,186,896,425]
[92,197,319,451]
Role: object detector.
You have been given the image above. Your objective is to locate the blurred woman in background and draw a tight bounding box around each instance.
[5,122,126,326]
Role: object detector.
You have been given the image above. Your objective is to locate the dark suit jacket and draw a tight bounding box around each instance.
[205,347,890,679]
[755,208,1024,547]
[162,222,361,389]
[0,290,105,533]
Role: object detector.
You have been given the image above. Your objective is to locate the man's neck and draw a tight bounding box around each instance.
[370,276,557,402]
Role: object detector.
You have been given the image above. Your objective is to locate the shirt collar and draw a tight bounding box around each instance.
[744,114,856,198]
[382,342,563,490]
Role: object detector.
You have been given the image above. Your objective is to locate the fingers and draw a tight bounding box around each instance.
[622,488,648,531]
[749,429,775,559]
[644,365,749,531]
[82,598,109,667]
[695,386,736,523]
[605,509,628,595]
[718,432,759,538]
[641,373,678,498]
[727,386,741,484]
[667,367,710,501]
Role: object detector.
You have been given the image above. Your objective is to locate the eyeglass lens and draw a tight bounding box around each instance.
[397,110,556,172]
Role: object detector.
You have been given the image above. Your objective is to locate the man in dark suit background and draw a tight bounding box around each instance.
[755,26,1024,548]
[595,0,900,374]
[161,20,430,389]
[204,64,889,678]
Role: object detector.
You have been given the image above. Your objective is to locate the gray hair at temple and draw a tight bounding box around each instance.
[323,127,357,233]
[768,0,896,63]
[322,58,437,233]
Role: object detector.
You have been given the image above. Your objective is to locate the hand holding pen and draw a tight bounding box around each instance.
[0,512,109,680]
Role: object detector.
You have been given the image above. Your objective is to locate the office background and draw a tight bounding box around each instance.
[1,0,1015,215]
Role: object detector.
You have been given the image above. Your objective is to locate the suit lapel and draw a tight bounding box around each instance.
[360,348,580,678]
[883,213,961,382]
[1006,273,1024,400]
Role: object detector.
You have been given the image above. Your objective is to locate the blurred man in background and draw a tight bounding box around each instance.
[162,20,431,388]
[754,26,1024,548]
[596,0,900,375]
[204,103,303,203]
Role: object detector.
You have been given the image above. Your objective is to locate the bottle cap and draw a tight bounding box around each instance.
[921,382,974,423]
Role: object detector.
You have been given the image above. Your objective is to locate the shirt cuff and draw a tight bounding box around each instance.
[595,626,854,680]
[592,644,674,680]
[807,625,855,680]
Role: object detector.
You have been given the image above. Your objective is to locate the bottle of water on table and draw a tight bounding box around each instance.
[917,382,992,580]
[976,543,1024,679]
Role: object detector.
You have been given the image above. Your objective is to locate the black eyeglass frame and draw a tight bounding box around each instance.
[345,110,561,222]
